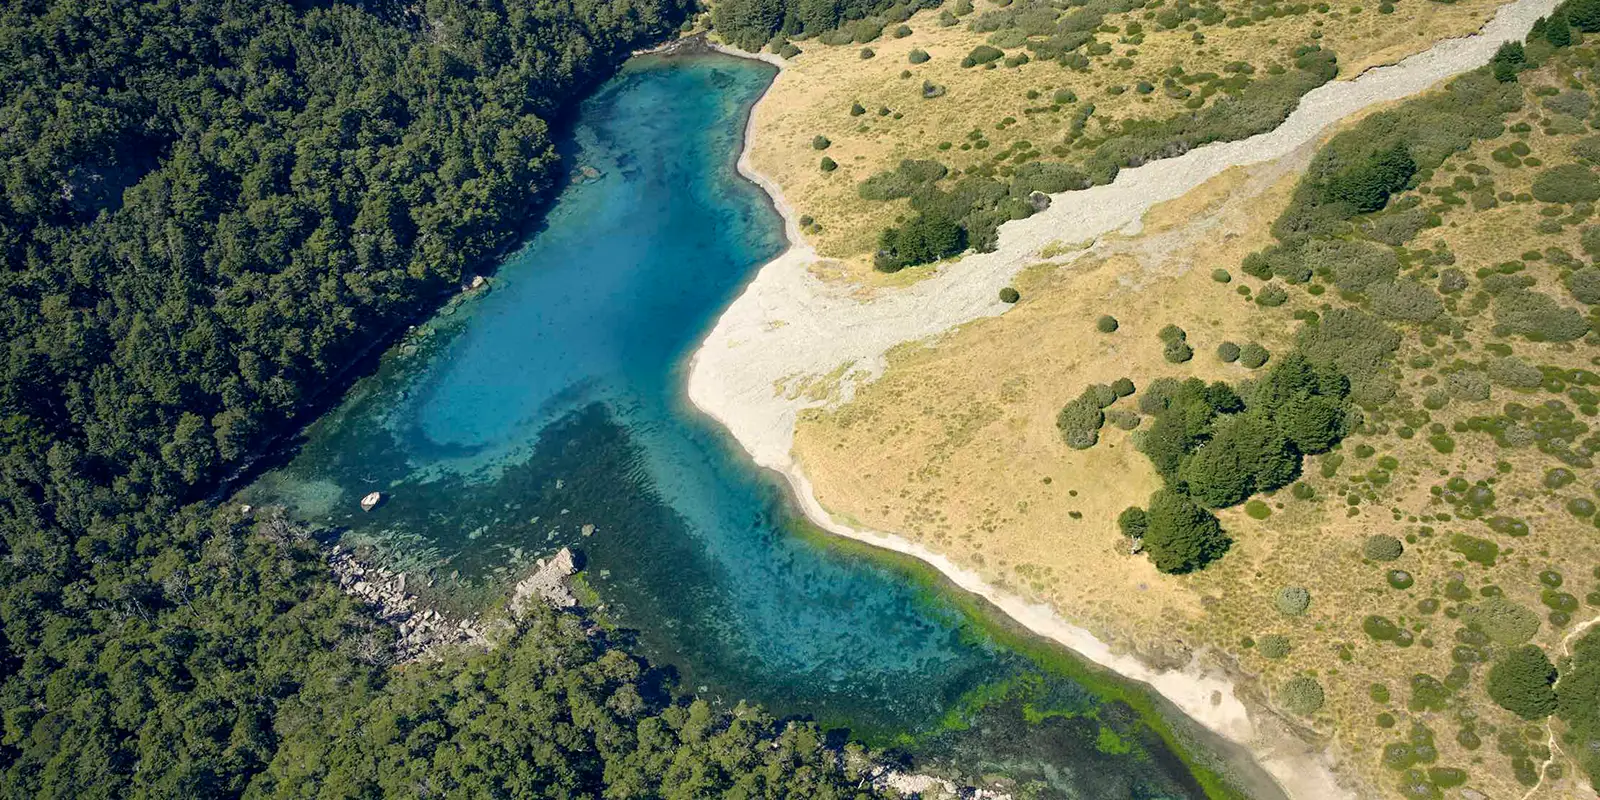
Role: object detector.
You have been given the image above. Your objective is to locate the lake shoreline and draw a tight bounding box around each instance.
[683,1,1563,794]
[680,38,1343,800]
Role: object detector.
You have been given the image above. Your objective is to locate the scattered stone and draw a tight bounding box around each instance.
[360,491,384,511]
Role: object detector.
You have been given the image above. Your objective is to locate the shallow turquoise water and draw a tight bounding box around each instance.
[248,53,1232,798]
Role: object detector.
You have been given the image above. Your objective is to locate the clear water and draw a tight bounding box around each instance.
[246,53,1253,798]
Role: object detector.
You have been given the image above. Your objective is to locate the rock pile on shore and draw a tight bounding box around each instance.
[329,545,488,662]
[511,547,580,615]
[328,543,585,662]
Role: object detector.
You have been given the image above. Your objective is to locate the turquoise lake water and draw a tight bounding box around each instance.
[248,52,1262,798]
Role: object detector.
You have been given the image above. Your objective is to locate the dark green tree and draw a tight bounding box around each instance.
[1487,645,1559,720]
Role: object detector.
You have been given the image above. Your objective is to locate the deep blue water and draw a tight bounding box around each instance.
[247,53,1251,798]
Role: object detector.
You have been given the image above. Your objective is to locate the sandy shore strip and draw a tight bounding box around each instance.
[687,2,1557,796]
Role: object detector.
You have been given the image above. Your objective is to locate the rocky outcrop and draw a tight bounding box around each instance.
[329,546,486,662]
[510,547,580,616]
[329,543,587,663]
[864,766,1012,800]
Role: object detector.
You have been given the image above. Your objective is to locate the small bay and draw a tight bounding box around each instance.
[246,51,1274,798]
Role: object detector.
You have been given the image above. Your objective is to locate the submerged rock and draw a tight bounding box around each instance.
[360,491,384,511]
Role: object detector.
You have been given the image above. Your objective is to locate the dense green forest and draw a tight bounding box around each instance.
[0,0,886,796]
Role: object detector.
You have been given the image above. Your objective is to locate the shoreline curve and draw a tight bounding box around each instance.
[683,4,1558,796]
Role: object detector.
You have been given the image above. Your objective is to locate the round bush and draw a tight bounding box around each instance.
[1274,586,1311,616]
[859,47,875,59]
[1364,534,1404,561]
[1212,268,1232,283]
[1096,315,1118,333]
[1363,615,1400,640]
[1238,342,1270,369]
[1531,163,1600,204]
[1111,377,1135,397]
[1387,569,1414,590]
[1163,340,1194,364]
[1280,676,1325,716]
[1464,596,1540,645]
[819,157,837,172]
[999,287,1020,303]
[893,24,912,38]
[850,102,866,116]
[1363,534,1401,560]
[908,48,930,64]
[812,135,831,150]
[1258,633,1291,658]
[1217,341,1241,363]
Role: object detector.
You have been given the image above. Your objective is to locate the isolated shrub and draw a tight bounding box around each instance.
[1258,634,1291,659]
[1567,267,1600,304]
[1447,370,1491,401]
[893,24,912,38]
[1488,645,1558,720]
[1218,341,1241,363]
[1212,268,1232,283]
[1238,343,1270,369]
[1157,324,1185,344]
[860,47,875,59]
[1488,356,1544,388]
[820,156,838,172]
[908,48,930,64]
[1437,268,1468,294]
[999,287,1020,303]
[812,135,831,150]
[1057,395,1105,449]
[1106,409,1140,430]
[921,80,947,99]
[1118,506,1148,539]
[1364,534,1404,561]
[1364,615,1401,640]
[1493,289,1591,341]
[1275,586,1311,616]
[1531,164,1600,204]
[1163,340,1194,363]
[1280,676,1325,715]
[961,45,1004,67]
[1142,489,1231,574]
[1096,315,1119,333]
[1546,90,1594,118]
[850,102,866,116]
[1255,283,1288,307]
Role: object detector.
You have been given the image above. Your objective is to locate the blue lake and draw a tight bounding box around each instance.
[248,52,1271,798]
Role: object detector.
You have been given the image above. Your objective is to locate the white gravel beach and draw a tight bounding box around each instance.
[688,2,1560,795]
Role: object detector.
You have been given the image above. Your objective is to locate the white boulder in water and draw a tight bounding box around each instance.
[360,491,384,511]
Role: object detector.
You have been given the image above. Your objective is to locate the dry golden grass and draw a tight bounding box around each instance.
[746,0,1507,279]
[794,61,1600,797]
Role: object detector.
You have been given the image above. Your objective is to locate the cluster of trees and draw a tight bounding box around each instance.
[858,42,1340,270]
[1123,354,1352,572]
[0,0,889,796]
[709,0,937,52]
[256,601,877,798]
